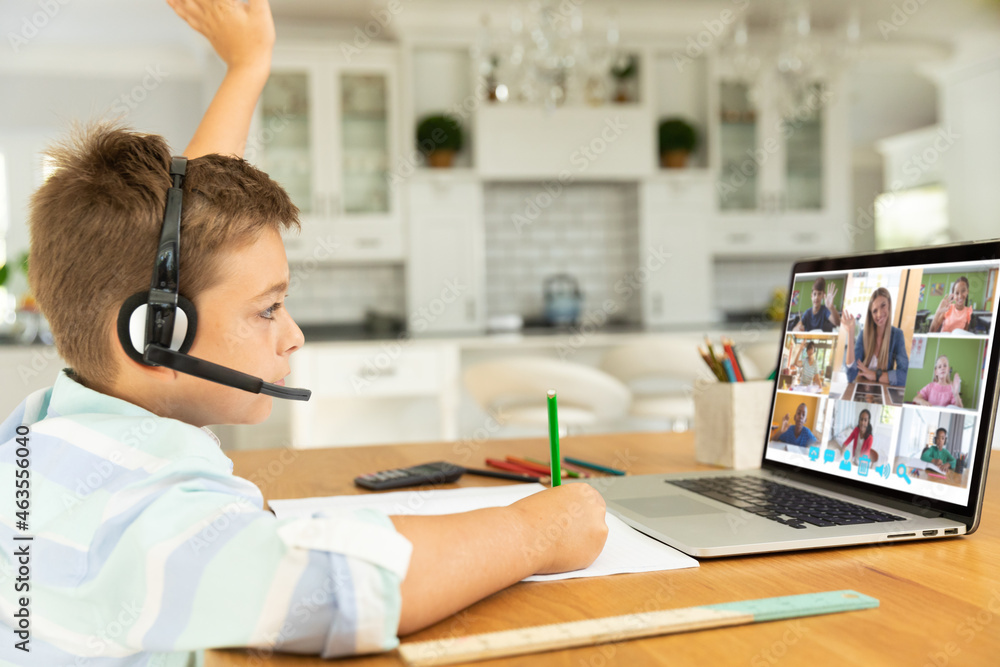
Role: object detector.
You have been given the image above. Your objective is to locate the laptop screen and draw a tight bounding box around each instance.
[764,255,1000,509]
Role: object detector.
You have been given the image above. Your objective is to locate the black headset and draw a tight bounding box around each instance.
[116,156,311,401]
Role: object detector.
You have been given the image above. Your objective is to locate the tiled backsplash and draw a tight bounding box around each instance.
[483,182,642,322]
[713,258,792,315]
[286,263,405,324]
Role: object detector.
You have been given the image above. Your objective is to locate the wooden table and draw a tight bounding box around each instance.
[206,433,1000,667]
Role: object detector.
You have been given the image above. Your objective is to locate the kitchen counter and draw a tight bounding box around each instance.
[298,320,782,348]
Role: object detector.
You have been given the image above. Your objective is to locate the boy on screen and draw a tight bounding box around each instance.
[794,277,841,332]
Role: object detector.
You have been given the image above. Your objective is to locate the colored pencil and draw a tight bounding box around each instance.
[486,458,540,476]
[725,338,748,380]
[698,345,727,382]
[722,339,745,382]
[547,390,561,487]
[524,455,586,478]
[721,358,738,383]
[506,456,563,477]
[560,459,596,477]
[564,456,626,476]
[703,335,722,373]
[463,467,543,483]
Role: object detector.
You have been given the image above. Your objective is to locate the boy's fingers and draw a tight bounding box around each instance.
[167,0,206,31]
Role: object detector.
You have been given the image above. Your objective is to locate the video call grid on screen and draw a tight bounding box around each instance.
[766,259,1000,507]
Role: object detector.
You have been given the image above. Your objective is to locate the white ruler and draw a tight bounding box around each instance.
[398,590,878,667]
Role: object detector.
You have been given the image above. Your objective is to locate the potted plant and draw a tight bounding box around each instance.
[610,54,638,103]
[658,118,698,169]
[416,114,464,168]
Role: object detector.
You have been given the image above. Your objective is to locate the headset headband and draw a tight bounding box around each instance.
[145,156,187,351]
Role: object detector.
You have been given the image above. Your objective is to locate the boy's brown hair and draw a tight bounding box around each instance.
[28,123,299,392]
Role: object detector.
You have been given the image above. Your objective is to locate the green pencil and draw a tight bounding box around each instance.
[547,390,561,487]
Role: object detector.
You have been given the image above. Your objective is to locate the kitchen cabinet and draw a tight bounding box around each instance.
[289,341,460,447]
[252,44,403,263]
[639,174,714,325]
[475,106,655,180]
[708,64,851,258]
[406,173,485,333]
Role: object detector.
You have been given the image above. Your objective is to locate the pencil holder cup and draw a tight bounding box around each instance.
[694,380,774,470]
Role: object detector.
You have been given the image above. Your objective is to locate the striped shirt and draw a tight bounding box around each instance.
[0,371,410,666]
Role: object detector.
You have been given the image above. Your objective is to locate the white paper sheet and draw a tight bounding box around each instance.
[269,484,699,581]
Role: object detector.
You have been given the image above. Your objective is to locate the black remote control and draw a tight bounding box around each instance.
[354,461,464,491]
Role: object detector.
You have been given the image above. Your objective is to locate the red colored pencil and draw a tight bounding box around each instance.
[485,458,539,476]
[725,337,748,381]
[723,338,745,382]
[505,456,554,476]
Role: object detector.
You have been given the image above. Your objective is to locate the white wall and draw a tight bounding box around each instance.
[0,73,205,263]
[942,55,1000,243]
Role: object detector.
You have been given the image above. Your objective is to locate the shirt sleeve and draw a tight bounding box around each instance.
[887,327,909,387]
[846,333,864,383]
[29,464,411,661]
[917,384,932,401]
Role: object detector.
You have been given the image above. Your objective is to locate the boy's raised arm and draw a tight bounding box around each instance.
[168,0,275,159]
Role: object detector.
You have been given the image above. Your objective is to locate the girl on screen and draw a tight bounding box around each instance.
[913,355,964,408]
[929,276,972,333]
[842,408,874,459]
[844,287,909,387]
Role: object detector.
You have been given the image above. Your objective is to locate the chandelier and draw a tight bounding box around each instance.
[720,2,861,119]
[473,1,628,108]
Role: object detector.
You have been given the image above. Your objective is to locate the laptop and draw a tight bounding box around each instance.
[585,239,1000,557]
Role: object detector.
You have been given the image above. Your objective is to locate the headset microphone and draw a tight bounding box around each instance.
[117,156,311,402]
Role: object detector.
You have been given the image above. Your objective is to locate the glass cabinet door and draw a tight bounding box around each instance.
[718,81,757,211]
[339,73,390,215]
[259,72,313,214]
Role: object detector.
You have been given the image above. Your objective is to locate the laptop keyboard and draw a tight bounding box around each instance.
[669,476,907,530]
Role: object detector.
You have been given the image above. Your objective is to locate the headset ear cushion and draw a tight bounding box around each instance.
[117,291,199,365]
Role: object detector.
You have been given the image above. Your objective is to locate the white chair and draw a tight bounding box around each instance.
[599,340,709,430]
[462,357,631,433]
[737,339,784,380]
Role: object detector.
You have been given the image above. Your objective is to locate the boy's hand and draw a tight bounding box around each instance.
[168,0,275,73]
[825,283,838,311]
[511,484,608,575]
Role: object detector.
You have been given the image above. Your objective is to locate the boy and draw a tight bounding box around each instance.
[0,1,608,665]
[793,277,841,332]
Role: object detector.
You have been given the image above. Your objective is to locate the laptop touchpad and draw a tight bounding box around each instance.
[616,496,727,518]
